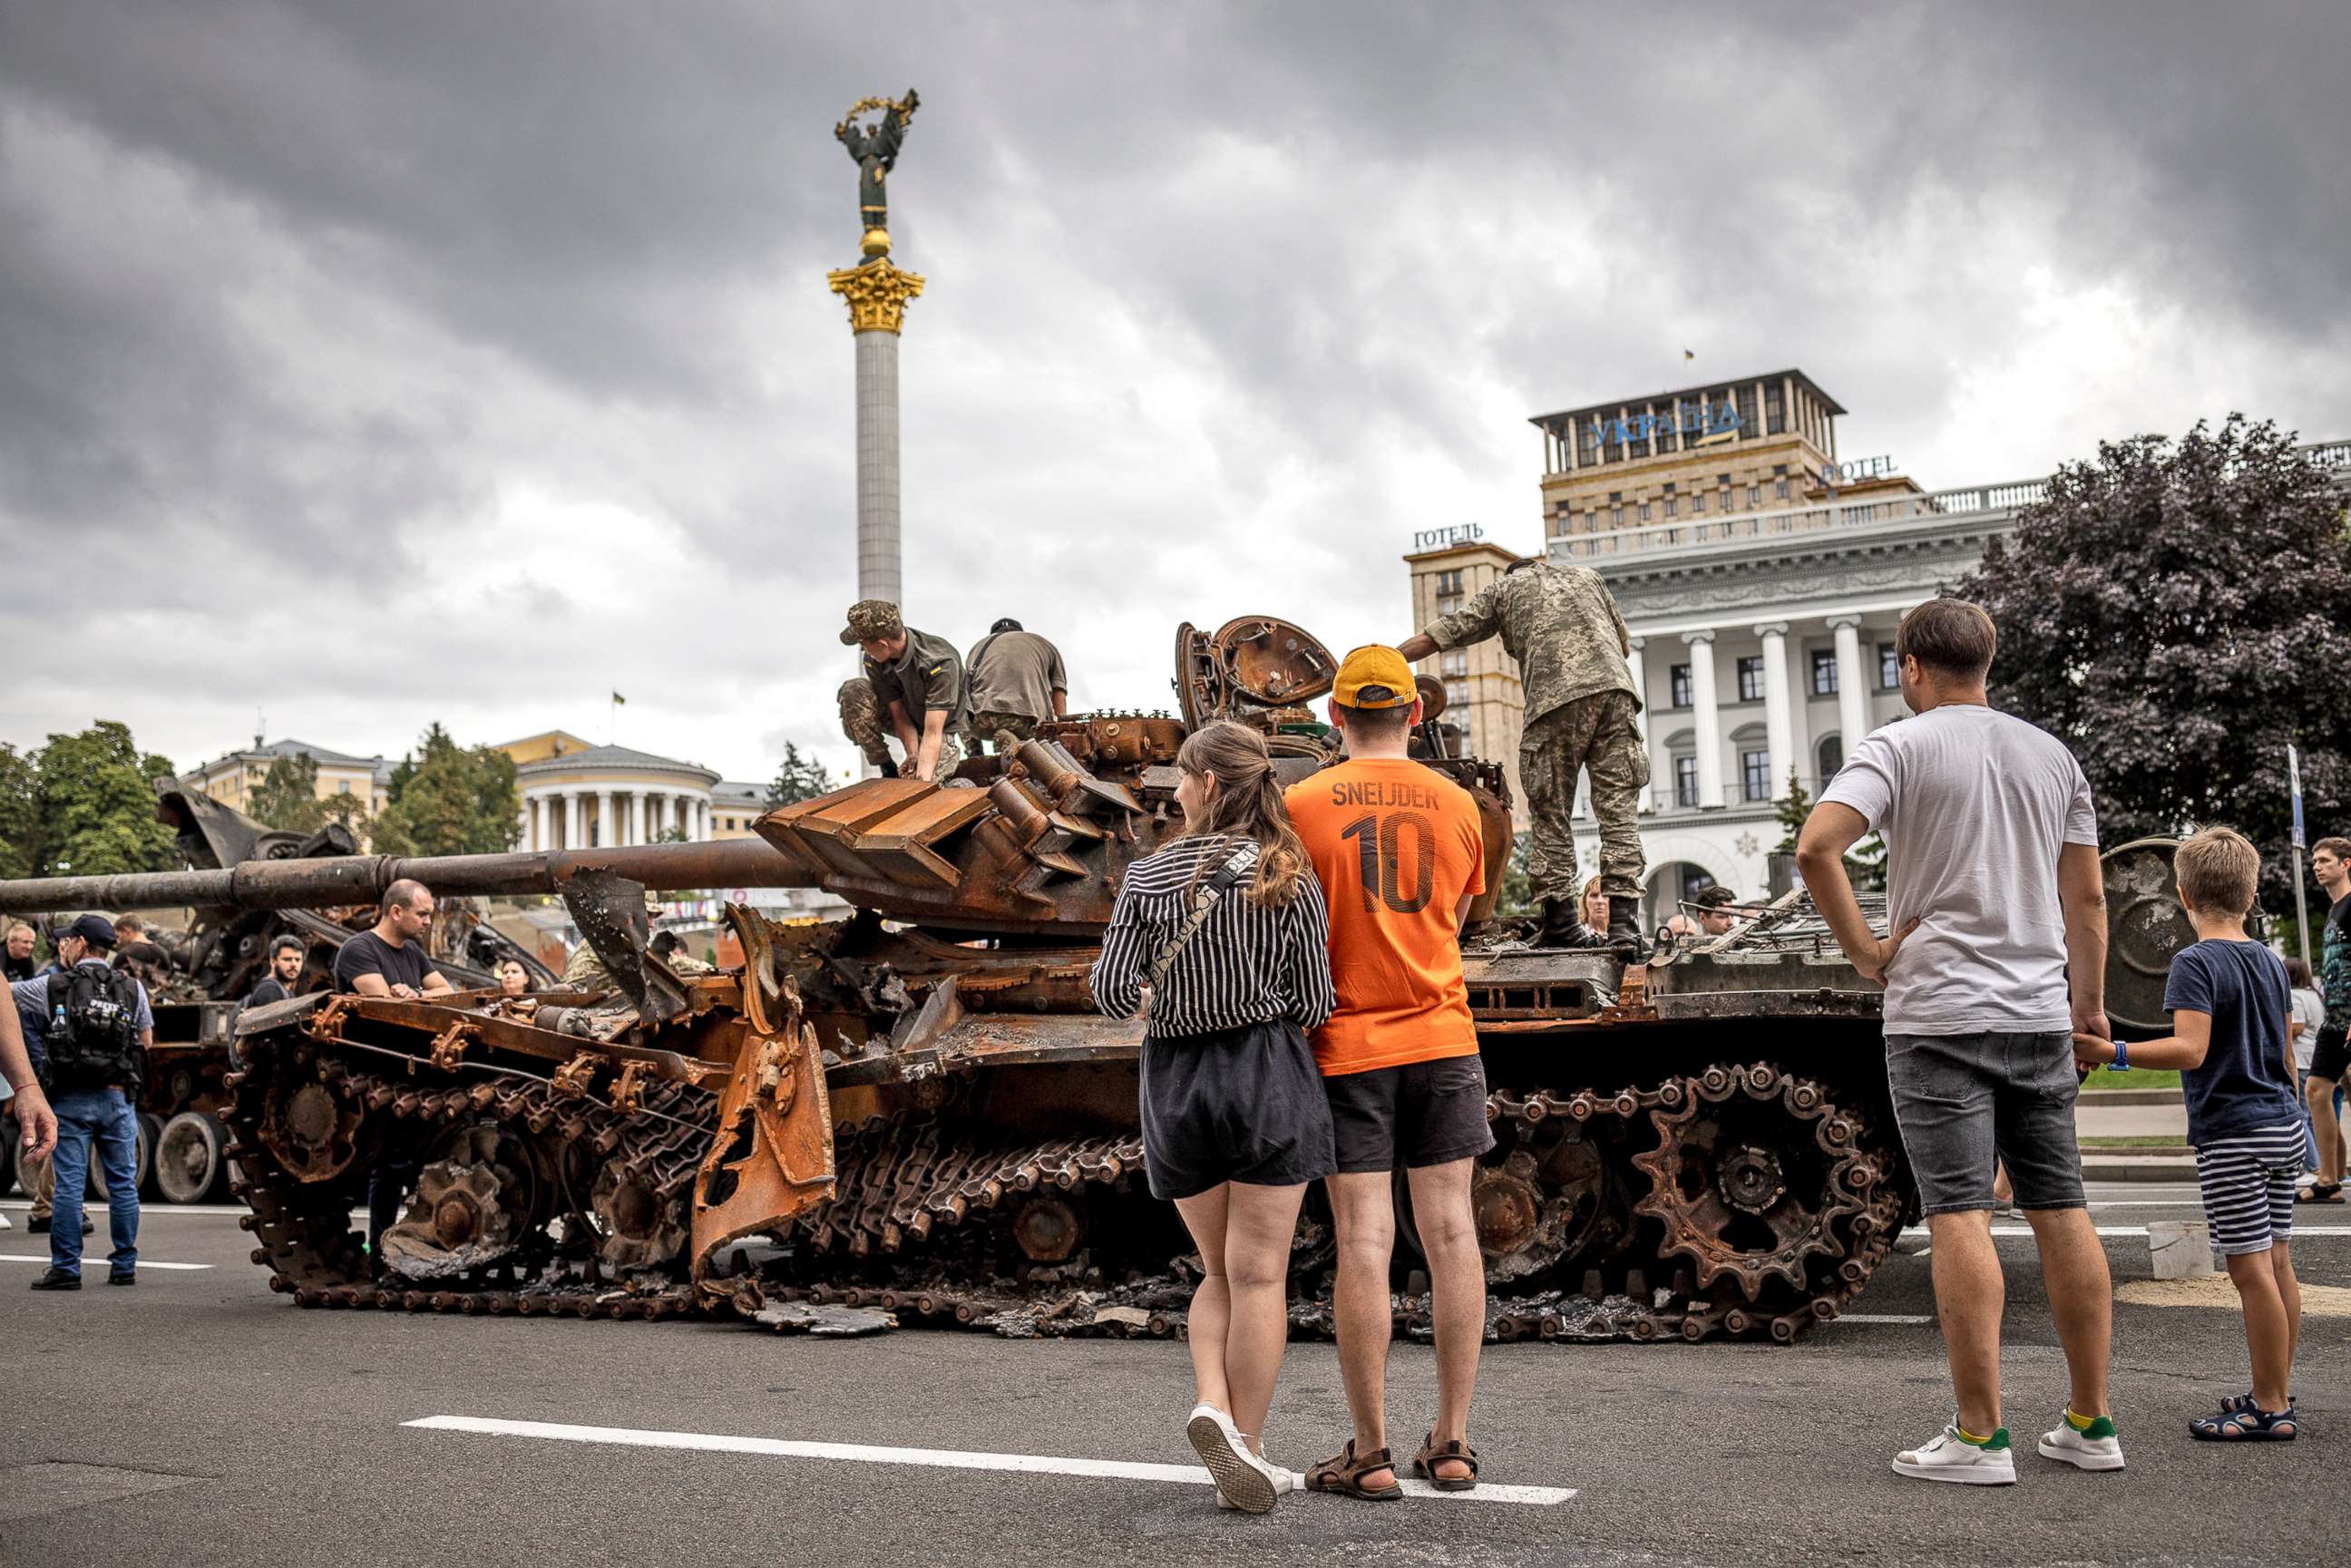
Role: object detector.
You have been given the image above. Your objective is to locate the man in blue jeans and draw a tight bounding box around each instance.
[20,914,151,1290]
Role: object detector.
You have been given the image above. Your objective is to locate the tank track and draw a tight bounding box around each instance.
[227,1030,1899,1343]
[223,1030,717,1319]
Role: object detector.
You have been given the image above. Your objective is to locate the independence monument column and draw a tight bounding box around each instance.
[826,90,925,608]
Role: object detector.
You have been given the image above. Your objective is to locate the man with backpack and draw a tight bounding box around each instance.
[21,914,151,1290]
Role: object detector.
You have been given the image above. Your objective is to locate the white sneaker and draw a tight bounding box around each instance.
[1215,1454,1294,1510]
[1188,1403,1279,1514]
[1892,1423,2017,1485]
[2038,1412,2124,1470]
[0,1212,11,1231]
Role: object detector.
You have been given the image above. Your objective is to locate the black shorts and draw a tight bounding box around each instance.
[2312,1026,2351,1084]
[1138,1019,1337,1201]
[1324,1054,1496,1174]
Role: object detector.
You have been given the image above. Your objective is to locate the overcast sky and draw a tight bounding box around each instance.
[3,0,2346,787]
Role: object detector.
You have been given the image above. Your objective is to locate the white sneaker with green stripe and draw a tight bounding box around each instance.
[1892,1422,2016,1485]
[2038,1410,2124,1470]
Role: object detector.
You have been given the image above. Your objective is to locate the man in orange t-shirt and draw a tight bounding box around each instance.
[1284,644,1490,1498]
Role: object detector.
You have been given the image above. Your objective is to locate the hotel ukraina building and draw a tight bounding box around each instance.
[1405,367,2054,927]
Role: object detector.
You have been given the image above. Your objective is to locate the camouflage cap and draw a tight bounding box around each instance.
[840,599,904,646]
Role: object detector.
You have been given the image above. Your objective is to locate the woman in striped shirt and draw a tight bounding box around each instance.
[1092,720,1337,1513]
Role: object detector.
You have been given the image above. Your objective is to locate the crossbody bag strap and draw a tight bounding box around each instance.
[1140,843,1259,1015]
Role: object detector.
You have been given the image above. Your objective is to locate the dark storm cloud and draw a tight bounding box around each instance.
[0,0,2344,777]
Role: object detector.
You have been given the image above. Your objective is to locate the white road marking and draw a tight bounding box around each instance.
[0,1253,212,1270]
[1832,1313,1936,1325]
[405,1415,1578,1506]
[1901,1225,2351,1240]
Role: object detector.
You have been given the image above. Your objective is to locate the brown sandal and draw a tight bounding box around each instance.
[1412,1430,1479,1492]
[1305,1439,1404,1501]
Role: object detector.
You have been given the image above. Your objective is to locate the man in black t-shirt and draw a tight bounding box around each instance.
[241,936,307,1012]
[333,880,452,999]
[2302,838,2351,1201]
[333,880,451,1262]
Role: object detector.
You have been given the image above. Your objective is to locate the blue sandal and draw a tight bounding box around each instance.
[2190,1404,2297,1441]
[2217,1391,2295,1416]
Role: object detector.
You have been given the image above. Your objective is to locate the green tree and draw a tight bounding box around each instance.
[370,725,522,857]
[248,751,328,833]
[1495,831,1535,918]
[766,742,840,807]
[0,745,37,881]
[1958,416,2351,907]
[1774,769,1885,891]
[29,722,180,877]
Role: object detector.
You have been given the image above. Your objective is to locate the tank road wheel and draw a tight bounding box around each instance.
[155,1111,229,1204]
[1631,1064,1891,1329]
[590,1159,689,1273]
[258,1070,368,1183]
[380,1122,549,1280]
[136,1112,163,1196]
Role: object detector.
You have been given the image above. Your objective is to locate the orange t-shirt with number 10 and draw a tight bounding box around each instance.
[1283,756,1487,1077]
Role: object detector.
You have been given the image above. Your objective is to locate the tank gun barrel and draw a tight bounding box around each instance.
[0,835,815,916]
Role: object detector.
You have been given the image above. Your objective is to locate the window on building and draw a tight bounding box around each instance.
[1773,463,1790,501]
[1436,594,1462,617]
[1637,502,1652,523]
[1766,385,1786,434]
[1674,755,1700,808]
[1440,650,1468,677]
[1817,735,1844,783]
[1747,483,1761,507]
[1445,680,1468,707]
[1670,664,1693,707]
[1878,640,1899,688]
[1662,483,1678,519]
[1741,748,1771,803]
[1434,569,1462,594]
[1692,491,1707,514]
[1736,385,1759,436]
[1685,869,1718,896]
[1735,657,1764,703]
[1810,648,1839,695]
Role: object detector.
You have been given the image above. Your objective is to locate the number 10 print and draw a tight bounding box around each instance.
[1339,811,1436,913]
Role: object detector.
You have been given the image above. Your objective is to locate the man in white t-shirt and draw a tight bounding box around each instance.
[1798,598,2121,1485]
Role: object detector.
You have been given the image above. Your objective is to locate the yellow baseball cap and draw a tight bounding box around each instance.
[1332,644,1418,709]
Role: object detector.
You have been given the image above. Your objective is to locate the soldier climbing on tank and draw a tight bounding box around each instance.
[964,617,1069,755]
[836,678,899,778]
[842,599,967,784]
[1398,556,1648,955]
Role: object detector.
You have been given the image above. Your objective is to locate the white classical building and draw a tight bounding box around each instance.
[509,738,724,851]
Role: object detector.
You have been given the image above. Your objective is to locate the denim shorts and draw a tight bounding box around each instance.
[1885,1031,2085,1216]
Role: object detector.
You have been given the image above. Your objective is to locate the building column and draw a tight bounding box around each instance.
[531,794,548,852]
[1755,621,1794,800]
[644,791,665,842]
[564,790,582,850]
[595,789,614,849]
[696,798,710,841]
[1830,616,1872,755]
[629,792,646,846]
[1627,636,1654,813]
[1683,629,1722,809]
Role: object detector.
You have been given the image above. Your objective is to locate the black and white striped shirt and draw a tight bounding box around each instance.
[1091,833,1336,1039]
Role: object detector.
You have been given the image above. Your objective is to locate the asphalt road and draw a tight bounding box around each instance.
[4,1184,2346,1568]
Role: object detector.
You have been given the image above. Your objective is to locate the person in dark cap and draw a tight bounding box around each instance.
[965,616,1069,757]
[842,598,966,783]
[19,914,151,1287]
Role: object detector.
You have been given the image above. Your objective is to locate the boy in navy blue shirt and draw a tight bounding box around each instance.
[2074,827,2302,1439]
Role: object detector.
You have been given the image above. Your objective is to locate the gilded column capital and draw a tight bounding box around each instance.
[826,258,926,335]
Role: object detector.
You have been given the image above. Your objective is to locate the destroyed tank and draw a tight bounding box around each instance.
[0,784,558,1204]
[0,616,2185,1344]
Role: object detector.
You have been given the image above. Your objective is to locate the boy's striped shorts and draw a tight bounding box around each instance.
[2193,1124,2304,1256]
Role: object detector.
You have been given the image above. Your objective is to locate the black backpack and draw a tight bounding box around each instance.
[41,964,144,1094]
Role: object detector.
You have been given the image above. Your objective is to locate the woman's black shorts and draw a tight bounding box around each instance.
[1139,1018,1337,1201]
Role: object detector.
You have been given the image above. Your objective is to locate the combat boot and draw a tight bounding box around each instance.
[1536,899,1609,950]
[1605,896,1652,959]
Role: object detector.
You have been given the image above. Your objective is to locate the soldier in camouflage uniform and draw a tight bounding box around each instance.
[840,599,965,784]
[1400,557,1647,952]
[836,678,900,778]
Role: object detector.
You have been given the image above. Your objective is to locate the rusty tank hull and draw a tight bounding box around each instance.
[13,615,2186,1342]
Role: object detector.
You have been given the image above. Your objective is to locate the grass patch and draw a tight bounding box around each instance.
[2082,1066,2180,1091]
[2078,1135,2189,1149]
